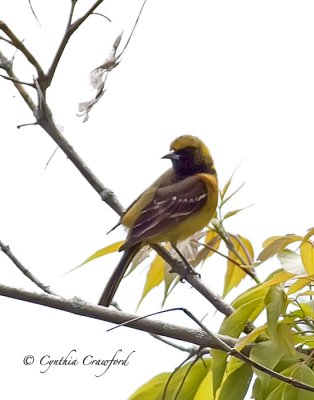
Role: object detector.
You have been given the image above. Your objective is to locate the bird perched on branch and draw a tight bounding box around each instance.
[98,135,218,307]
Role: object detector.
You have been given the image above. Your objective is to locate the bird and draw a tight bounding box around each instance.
[98,135,218,307]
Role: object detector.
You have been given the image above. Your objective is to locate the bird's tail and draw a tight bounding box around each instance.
[98,244,141,307]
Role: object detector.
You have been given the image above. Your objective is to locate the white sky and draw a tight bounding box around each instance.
[1,1,314,399]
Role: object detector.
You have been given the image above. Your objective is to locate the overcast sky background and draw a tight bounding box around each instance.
[1,1,314,399]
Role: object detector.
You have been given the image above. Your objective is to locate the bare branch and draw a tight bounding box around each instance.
[17,121,38,129]
[0,35,13,45]
[66,0,78,29]
[0,73,35,87]
[37,101,124,215]
[150,333,196,353]
[0,240,57,295]
[27,0,42,27]
[46,0,104,87]
[91,12,112,22]
[0,50,36,113]
[0,283,238,351]
[0,21,44,79]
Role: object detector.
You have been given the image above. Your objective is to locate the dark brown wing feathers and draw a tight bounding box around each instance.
[123,176,207,248]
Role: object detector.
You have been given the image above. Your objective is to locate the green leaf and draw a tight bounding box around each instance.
[250,341,285,377]
[192,231,221,267]
[194,370,214,400]
[235,325,267,352]
[302,227,314,244]
[300,241,314,275]
[265,285,286,340]
[277,249,305,274]
[64,241,124,275]
[265,364,299,400]
[161,267,178,307]
[212,350,228,397]
[223,205,253,220]
[220,182,245,208]
[137,254,165,308]
[282,364,314,400]
[260,270,295,289]
[258,235,303,263]
[223,235,254,297]
[218,360,252,400]
[129,372,169,400]
[276,323,296,356]
[252,377,263,400]
[232,285,268,310]
[250,340,285,396]
[287,277,312,295]
[266,383,285,400]
[220,296,265,338]
[220,165,241,200]
[129,358,211,400]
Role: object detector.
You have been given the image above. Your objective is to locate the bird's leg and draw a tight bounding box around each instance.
[171,244,201,280]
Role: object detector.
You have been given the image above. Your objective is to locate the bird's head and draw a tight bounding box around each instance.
[162,135,216,177]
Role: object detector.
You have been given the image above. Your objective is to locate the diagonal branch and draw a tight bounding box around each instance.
[0,21,44,79]
[46,0,104,87]
[182,308,314,394]
[0,50,36,112]
[0,240,57,295]
[152,244,234,318]
[37,103,125,215]
[0,1,249,345]
[0,73,34,87]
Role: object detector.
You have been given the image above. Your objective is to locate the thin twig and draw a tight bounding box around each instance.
[91,12,112,22]
[0,73,35,87]
[66,0,78,29]
[0,50,36,113]
[44,146,59,169]
[27,0,42,26]
[17,121,38,129]
[229,233,254,266]
[107,306,314,392]
[181,308,314,393]
[151,244,235,318]
[200,241,258,282]
[150,333,196,353]
[0,240,57,295]
[116,0,148,61]
[46,0,104,87]
[0,35,13,45]
[162,353,198,400]
[216,227,260,283]
[173,357,203,400]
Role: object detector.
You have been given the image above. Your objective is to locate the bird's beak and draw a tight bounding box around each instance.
[162,151,181,161]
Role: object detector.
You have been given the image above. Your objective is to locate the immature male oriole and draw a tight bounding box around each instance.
[98,135,218,307]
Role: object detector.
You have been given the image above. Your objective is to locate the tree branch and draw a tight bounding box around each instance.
[0,282,238,351]
[152,244,234,318]
[0,0,250,353]
[0,73,34,87]
[0,50,36,113]
[0,240,57,295]
[0,21,44,79]
[38,106,124,215]
[46,0,104,87]
[182,308,314,394]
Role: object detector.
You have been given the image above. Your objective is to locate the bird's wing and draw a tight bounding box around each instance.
[124,175,208,247]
